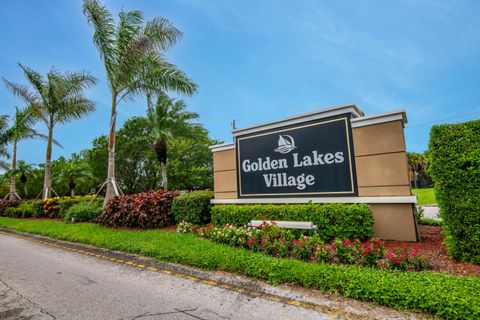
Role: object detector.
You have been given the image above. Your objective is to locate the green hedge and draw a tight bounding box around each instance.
[211,204,373,241]
[429,120,480,263]
[0,217,479,319]
[172,190,214,224]
[64,200,103,223]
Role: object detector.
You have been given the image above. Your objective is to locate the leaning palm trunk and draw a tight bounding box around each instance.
[8,141,20,201]
[42,126,54,200]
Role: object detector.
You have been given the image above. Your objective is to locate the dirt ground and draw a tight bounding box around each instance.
[385,225,480,276]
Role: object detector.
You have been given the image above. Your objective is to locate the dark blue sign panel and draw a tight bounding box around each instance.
[236,115,358,197]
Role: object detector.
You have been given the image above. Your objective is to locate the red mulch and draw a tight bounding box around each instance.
[385,225,480,277]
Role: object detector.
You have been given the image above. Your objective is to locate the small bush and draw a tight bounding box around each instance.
[0,200,20,216]
[33,200,45,218]
[3,201,35,218]
[97,190,180,228]
[429,120,480,263]
[211,203,373,241]
[65,200,103,223]
[172,190,213,225]
[41,195,102,219]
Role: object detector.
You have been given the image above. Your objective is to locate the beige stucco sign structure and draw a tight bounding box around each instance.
[210,104,418,241]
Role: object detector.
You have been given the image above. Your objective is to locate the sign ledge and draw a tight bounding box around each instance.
[211,196,417,204]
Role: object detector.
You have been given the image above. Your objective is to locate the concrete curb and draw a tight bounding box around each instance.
[0,228,425,320]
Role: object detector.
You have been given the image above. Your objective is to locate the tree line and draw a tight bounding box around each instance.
[0,0,213,205]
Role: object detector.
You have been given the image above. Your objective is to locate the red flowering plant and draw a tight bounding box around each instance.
[178,216,428,271]
[359,239,385,267]
[384,248,430,271]
[291,235,319,261]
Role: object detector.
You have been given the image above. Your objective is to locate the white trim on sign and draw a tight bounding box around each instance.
[210,143,235,152]
[211,195,417,204]
[351,110,407,128]
[232,104,364,137]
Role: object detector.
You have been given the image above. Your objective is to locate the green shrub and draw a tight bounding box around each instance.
[64,200,103,223]
[33,200,45,218]
[97,190,180,228]
[211,203,373,241]
[429,120,480,263]
[172,190,214,224]
[0,200,20,216]
[3,201,35,218]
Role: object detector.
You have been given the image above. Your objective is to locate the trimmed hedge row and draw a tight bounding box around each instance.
[172,190,214,224]
[0,217,478,319]
[429,120,480,263]
[211,203,373,241]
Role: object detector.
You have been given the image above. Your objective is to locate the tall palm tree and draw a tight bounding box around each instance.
[83,0,197,206]
[3,64,96,199]
[146,93,200,189]
[56,161,94,196]
[2,107,50,200]
[0,115,9,171]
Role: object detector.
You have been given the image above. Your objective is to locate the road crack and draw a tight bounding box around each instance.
[0,277,56,319]
[121,307,210,320]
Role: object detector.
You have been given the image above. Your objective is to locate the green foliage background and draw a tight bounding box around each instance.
[429,119,480,263]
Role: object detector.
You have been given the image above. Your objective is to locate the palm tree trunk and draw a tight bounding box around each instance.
[160,161,167,190]
[9,141,18,201]
[43,124,53,200]
[104,93,119,207]
[23,183,28,198]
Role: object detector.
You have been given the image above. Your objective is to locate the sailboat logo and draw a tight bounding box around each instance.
[274,134,297,154]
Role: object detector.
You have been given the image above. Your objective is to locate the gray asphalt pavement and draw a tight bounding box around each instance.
[0,233,333,320]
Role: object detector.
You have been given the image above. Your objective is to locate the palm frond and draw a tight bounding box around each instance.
[144,17,183,51]
[2,78,39,108]
[83,0,118,84]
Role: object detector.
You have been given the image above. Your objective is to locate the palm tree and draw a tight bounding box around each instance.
[83,0,197,206]
[146,93,200,189]
[407,152,429,189]
[16,161,35,198]
[3,64,96,199]
[0,115,9,171]
[56,161,94,196]
[2,107,50,200]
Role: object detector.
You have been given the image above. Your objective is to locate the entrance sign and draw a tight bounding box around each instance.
[236,115,358,197]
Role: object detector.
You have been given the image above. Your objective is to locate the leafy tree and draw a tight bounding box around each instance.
[2,107,48,200]
[83,0,197,205]
[146,93,200,189]
[83,117,160,194]
[3,64,96,199]
[55,161,94,196]
[166,127,217,190]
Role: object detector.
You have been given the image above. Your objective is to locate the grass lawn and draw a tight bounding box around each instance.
[0,217,479,319]
[412,188,437,205]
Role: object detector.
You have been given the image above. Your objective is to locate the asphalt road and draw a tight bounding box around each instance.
[0,233,334,320]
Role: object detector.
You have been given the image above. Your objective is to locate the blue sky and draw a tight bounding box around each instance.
[1,0,480,165]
